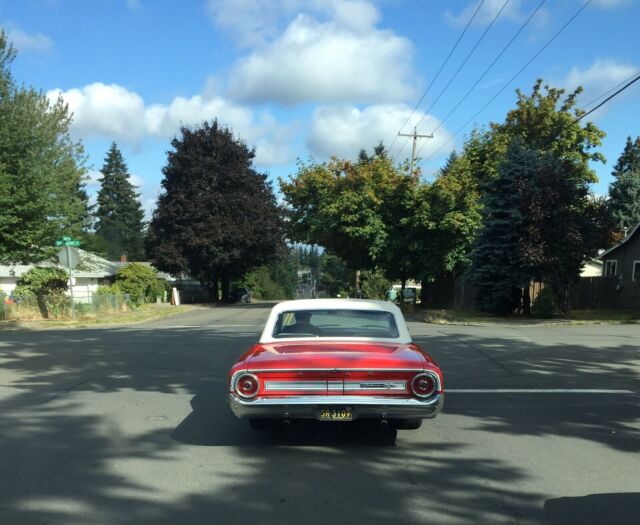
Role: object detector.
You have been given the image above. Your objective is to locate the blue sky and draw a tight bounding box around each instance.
[1,0,639,215]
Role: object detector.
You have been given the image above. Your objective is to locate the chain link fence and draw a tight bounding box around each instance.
[0,293,133,321]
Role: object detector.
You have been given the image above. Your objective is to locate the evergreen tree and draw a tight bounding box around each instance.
[608,136,640,232]
[468,142,531,314]
[470,141,609,316]
[0,29,88,264]
[146,120,285,302]
[95,143,145,261]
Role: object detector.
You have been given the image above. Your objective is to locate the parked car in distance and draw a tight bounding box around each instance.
[228,299,444,430]
[230,286,252,303]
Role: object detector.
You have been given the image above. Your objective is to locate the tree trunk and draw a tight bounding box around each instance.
[522,285,531,317]
[221,273,231,303]
[208,279,219,303]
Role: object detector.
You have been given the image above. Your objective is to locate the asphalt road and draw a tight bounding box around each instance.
[0,303,638,525]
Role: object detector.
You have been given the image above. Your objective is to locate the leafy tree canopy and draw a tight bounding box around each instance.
[280,148,425,283]
[146,120,285,302]
[0,29,89,264]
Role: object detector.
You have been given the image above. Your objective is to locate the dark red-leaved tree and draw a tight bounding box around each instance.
[146,120,285,302]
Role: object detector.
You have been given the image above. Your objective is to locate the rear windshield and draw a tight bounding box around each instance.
[272,309,399,339]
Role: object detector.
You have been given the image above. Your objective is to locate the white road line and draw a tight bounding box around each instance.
[446,389,635,394]
[210,324,263,328]
[158,324,263,329]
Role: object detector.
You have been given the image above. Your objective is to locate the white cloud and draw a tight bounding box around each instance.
[563,58,638,99]
[207,0,380,47]
[47,82,293,166]
[308,104,453,160]
[207,0,303,48]
[6,25,53,53]
[129,173,144,188]
[445,0,528,27]
[85,170,102,187]
[227,12,416,104]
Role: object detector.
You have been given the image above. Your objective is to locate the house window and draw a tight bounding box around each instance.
[604,260,617,276]
[633,261,640,282]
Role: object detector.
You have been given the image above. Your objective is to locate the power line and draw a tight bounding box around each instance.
[399,0,510,152]
[580,70,640,109]
[578,72,640,118]
[424,0,547,143]
[393,0,509,163]
[418,0,593,169]
[388,0,486,160]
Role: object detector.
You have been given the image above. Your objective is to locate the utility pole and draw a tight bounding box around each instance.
[398,127,433,176]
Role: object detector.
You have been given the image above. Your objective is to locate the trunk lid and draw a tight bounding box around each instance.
[246,341,427,370]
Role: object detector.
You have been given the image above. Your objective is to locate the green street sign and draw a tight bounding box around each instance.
[55,237,80,247]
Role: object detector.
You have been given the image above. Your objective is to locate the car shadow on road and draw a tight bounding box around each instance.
[171,392,398,447]
[544,493,640,525]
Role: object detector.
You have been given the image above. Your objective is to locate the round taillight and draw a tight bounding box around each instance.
[235,373,260,398]
[411,373,436,398]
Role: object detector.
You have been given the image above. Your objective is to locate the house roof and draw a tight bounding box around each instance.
[597,222,640,260]
[0,249,175,280]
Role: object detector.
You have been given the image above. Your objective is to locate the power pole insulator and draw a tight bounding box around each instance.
[398,127,434,176]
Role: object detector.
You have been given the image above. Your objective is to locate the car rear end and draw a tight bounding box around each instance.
[229,362,443,423]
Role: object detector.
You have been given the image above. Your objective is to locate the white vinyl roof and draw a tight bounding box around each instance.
[259,298,412,344]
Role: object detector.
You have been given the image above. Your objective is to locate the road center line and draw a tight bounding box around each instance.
[157,324,263,329]
[446,388,635,394]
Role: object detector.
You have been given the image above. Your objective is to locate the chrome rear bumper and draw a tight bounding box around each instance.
[229,393,444,420]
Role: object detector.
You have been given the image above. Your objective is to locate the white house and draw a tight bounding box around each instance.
[0,249,172,303]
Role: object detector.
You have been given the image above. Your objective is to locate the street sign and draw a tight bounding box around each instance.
[58,247,80,269]
[55,237,81,247]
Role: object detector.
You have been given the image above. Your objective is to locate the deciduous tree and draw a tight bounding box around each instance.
[146,120,284,302]
[0,29,88,264]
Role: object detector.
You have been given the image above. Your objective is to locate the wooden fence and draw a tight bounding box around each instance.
[422,276,620,311]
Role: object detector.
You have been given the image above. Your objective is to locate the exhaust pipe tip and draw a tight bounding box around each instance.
[281,419,292,429]
[379,419,389,429]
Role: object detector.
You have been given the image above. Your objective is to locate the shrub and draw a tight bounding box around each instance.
[531,286,556,319]
[360,270,391,300]
[115,263,161,305]
[14,267,68,297]
[240,267,289,300]
[14,267,71,319]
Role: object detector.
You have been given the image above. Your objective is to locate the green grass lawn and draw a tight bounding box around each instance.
[0,303,199,330]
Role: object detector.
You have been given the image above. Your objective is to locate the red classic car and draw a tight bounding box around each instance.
[228,299,444,430]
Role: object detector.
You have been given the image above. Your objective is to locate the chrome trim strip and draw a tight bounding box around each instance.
[229,393,444,420]
[263,380,409,392]
[235,369,441,395]
[264,381,326,391]
[231,393,441,407]
[344,380,407,391]
[247,368,425,372]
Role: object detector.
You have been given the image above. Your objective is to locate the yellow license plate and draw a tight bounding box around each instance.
[318,407,352,421]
